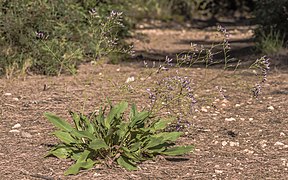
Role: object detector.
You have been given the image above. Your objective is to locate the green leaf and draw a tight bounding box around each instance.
[80,114,95,134]
[129,104,137,119]
[104,101,128,129]
[71,130,95,140]
[45,112,74,132]
[53,131,77,144]
[145,137,165,149]
[117,155,137,171]
[162,146,194,156]
[70,111,82,131]
[64,158,95,175]
[130,141,141,152]
[64,150,95,175]
[89,139,109,151]
[46,146,72,159]
[116,122,129,141]
[153,132,183,142]
[129,111,149,128]
[151,118,174,132]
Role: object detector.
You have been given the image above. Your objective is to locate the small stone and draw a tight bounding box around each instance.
[9,129,20,133]
[225,117,236,122]
[267,106,274,110]
[140,77,145,81]
[240,118,245,121]
[98,72,102,76]
[235,104,241,107]
[13,98,19,101]
[215,170,223,174]
[267,96,273,99]
[116,68,120,72]
[201,107,208,112]
[221,103,227,107]
[21,131,32,138]
[280,132,286,136]
[125,76,135,83]
[274,142,284,146]
[229,142,239,147]
[4,93,12,96]
[226,163,232,167]
[249,118,254,121]
[12,123,21,129]
[93,173,102,177]
[222,141,228,146]
[243,149,254,155]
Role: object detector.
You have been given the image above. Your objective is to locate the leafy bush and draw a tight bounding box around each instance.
[0,0,130,76]
[45,101,193,175]
[254,0,288,52]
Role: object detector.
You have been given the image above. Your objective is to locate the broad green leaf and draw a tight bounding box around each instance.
[64,158,95,175]
[145,137,165,149]
[153,132,183,142]
[45,112,73,132]
[117,155,137,171]
[116,122,129,141]
[64,150,94,175]
[89,139,109,151]
[151,118,174,132]
[129,111,149,128]
[162,146,194,156]
[53,131,77,144]
[70,111,82,131]
[80,114,95,134]
[46,146,72,159]
[104,101,128,129]
[129,104,137,119]
[130,141,141,152]
[71,130,95,140]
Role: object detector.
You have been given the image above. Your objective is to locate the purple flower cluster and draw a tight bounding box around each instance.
[252,56,270,98]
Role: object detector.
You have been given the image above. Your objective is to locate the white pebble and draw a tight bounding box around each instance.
[12,123,21,129]
[243,149,254,155]
[240,118,245,121]
[225,117,236,122]
[9,129,20,133]
[229,142,239,147]
[235,104,241,107]
[222,141,228,146]
[93,173,102,177]
[280,132,286,137]
[267,106,274,110]
[13,98,19,101]
[116,68,120,72]
[4,93,12,96]
[249,118,254,121]
[215,170,223,174]
[125,76,135,83]
[201,107,208,112]
[274,142,285,146]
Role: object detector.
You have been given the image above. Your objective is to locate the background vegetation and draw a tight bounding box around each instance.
[0,0,286,77]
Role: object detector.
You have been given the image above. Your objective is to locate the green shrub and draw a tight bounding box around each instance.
[45,101,193,175]
[254,0,288,52]
[0,0,130,76]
